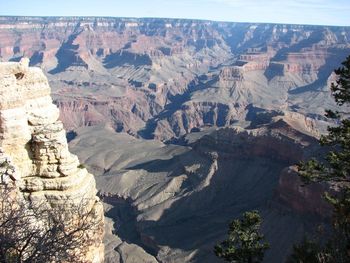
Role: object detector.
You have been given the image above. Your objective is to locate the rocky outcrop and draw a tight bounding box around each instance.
[193,121,316,163]
[219,66,244,81]
[0,59,104,262]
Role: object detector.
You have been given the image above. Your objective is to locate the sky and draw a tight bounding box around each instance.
[1,0,349,26]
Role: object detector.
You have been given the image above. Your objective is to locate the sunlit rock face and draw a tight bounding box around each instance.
[0,58,104,263]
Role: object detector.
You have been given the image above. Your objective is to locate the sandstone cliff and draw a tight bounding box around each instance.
[0,58,104,262]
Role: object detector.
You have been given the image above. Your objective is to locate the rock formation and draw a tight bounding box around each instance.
[0,58,104,262]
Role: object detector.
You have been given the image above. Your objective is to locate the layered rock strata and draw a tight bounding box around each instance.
[1,17,349,140]
[0,58,104,263]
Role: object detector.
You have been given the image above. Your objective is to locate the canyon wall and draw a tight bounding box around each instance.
[0,17,349,141]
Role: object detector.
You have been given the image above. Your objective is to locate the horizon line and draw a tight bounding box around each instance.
[0,15,349,28]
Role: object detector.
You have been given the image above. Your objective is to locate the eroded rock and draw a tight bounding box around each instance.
[0,59,105,263]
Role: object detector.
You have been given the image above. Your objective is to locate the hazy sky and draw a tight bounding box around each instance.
[1,0,349,26]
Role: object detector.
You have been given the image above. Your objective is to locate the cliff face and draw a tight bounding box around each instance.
[0,58,104,262]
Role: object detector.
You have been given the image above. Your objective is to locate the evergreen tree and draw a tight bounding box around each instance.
[214,210,269,263]
[294,55,350,262]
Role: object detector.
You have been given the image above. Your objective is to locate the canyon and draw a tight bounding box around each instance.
[0,16,350,262]
[1,17,349,140]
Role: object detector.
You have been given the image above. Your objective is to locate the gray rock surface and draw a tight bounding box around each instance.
[70,120,322,263]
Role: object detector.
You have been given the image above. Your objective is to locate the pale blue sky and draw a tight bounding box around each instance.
[1,0,349,26]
